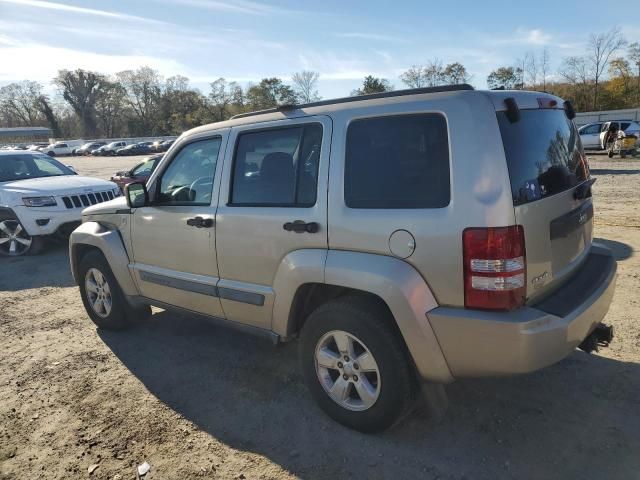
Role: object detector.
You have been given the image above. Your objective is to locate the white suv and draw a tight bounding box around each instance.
[0,151,120,256]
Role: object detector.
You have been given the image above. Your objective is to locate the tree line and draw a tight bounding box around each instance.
[0,68,321,139]
[486,28,640,112]
[1,28,638,139]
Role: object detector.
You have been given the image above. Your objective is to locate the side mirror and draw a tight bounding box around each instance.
[66,165,77,174]
[125,182,148,208]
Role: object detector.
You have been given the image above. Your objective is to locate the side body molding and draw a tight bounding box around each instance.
[324,251,453,383]
[69,221,139,297]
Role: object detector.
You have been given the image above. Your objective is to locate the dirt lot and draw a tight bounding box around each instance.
[1,153,639,480]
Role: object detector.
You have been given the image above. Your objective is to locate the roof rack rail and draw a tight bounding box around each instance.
[231,84,474,120]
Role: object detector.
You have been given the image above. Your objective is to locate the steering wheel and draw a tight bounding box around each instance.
[188,176,213,201]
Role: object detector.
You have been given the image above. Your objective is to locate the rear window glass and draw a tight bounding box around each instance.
[497,109,588,206]
[344,113,450,209]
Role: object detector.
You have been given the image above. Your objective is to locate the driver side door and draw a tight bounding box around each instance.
[130,131,228,318]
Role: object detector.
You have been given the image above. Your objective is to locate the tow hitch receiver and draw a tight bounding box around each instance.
[578,323,614,353]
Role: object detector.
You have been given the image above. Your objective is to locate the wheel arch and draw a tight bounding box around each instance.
[273,249,453,383]
[69,221,139,297]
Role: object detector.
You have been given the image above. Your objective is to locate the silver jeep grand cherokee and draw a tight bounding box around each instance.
[70,85,616,432]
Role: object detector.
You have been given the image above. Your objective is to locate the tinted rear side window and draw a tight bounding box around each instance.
[497,109,588,206]
[345,114,450,209]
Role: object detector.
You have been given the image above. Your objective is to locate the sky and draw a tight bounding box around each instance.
[0,0,639,99]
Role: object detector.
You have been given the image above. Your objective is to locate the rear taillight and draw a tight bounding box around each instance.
[463,226,526,311]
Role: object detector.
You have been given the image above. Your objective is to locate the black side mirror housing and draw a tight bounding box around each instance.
[125,182,148,208]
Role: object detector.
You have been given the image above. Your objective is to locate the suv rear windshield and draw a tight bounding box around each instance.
[497,109,588,206]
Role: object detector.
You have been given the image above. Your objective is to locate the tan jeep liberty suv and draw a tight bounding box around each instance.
[70,85,617,432]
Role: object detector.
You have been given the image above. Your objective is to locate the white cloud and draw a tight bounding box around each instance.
[0,39,187,83]
[522,28,552,45]
[150,0,296,16]
[0,0,166,24]
[334,32,406,42]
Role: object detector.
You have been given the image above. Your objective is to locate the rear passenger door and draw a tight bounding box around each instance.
[215,116,331,330]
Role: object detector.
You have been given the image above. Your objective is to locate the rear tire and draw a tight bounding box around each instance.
[299,295,416,432]
[608,149,614,158]
[78,251,147,330]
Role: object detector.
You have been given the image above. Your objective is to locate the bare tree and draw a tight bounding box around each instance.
[588,28,626,109]
[628,42,640,104]
[291,71,320,103]
[540,48,550,91]
[560,56,591,110]
[0,81,44,126]
[116,66,163,135]
[54,69,107,137]
[208,78,244,121]
[400,65,427,88]
[525,52,538,89]
[424,59,444,86]
[95,81,127,137]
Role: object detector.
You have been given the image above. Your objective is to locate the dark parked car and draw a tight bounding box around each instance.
[156,140,174,152]
[110,154,162,191]
[74,142,106,156]
[115,143,153,156]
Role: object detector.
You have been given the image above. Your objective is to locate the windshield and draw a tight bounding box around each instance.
[497,109,589,206]
[0,154,75,182]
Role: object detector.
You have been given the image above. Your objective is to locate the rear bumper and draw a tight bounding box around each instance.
[428,244,617,377]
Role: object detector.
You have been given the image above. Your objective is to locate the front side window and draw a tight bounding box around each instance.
[156,137,221,205]
[0,154,74,182]
[344,114,450,209]
[230,123,322,206]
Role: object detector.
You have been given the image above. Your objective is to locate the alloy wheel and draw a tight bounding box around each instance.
[85,268,113,318]
[314,330,381,411]
[0,220,33,256]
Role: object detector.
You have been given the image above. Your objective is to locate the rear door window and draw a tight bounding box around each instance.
[344,113,450,209]
[230,124,322,207]
[497,109,588,206]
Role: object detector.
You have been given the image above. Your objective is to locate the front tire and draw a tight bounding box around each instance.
[78,251,148,330]
[0,219,44,256]
[299,295,416,432]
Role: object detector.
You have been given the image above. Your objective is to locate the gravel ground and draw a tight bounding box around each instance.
[0,153,639,480]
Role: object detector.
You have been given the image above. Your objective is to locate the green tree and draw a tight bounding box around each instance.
[486,67,522,90]
[351,75,393,95]
[245,78,297,110]
[442,62,469,84]
[54,69,108,137]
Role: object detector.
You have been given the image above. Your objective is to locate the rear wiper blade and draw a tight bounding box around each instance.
[574,178,596,200]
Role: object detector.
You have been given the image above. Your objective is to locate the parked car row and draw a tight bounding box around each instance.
[578,120,640,150]
[1,139,176,157]
[88,139,174,156]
